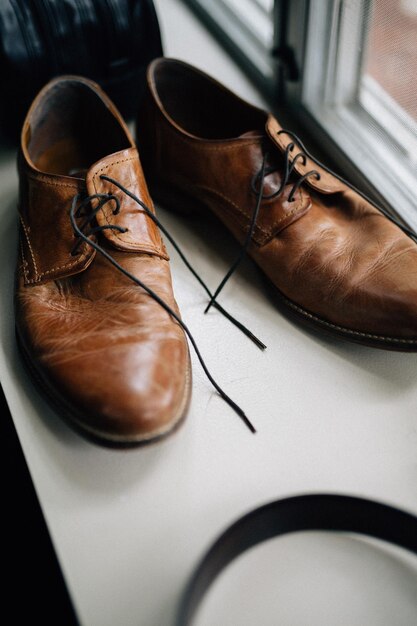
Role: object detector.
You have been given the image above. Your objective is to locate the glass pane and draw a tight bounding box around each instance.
[364,0,417,123]
[252,0,275,13]
[219,0,274,49]
[302,0,417,224]
[184,0,277,87]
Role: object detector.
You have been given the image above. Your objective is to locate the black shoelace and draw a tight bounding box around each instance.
[205,128,417,313]
[70,178,256,434]
[280,129,417,241]
[101,176,266,350]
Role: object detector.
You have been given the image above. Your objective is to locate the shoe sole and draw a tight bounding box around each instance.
[151,181,417,353]
[16,328,192,448]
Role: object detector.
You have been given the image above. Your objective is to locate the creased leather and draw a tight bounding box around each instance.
[16,74,190,442]
[18,162,95,285]
[144,110,312,247]
[266,116,346,194]
[139,58,417,345]
[87,147,168,258]
[16,251,188,438]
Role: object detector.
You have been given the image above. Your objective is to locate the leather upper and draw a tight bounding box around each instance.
[86,147,168,257]
[16,75,190,442]
[265,116,346,194]
[138,58,417,346]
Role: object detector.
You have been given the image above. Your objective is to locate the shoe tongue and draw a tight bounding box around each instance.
[85,147,167,258]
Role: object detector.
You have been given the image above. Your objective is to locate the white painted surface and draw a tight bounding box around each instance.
[0,1,416,624]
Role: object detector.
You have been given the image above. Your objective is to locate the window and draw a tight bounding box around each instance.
[300,0,417,227]
[182,0,277,96]
[183,0,417,227]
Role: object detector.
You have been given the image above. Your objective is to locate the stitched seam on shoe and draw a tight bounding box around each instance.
[23,252,91,284]
[19,236,29,281]
[189,142,262,151]
[94,157,147,246]
[93,158,137,246]
[158,113,262,150]
[26,176,80,189]
[197,185,306,237]
[157,116,310,232]
[195,186,269,236]
[20,178,89,282]
[268,124,343,192]
[161,115,262,150]
[20,216,38,280]
[20,210,92,282]
[285,298,417,343]
[92,157,166,256]
[159,109,337,192]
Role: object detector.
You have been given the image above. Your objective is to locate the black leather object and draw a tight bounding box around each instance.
[0,0,163,142]
[176,494,417,624]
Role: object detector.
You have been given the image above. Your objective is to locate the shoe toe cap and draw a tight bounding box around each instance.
[38,334,191,444]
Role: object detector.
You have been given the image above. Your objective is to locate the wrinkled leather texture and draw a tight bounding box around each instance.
[138,58,417,347]
[18,169,94,284]
[140,121,312,247]
[266,117,345,194]
[16,75,190,443]
[86,147,168,257]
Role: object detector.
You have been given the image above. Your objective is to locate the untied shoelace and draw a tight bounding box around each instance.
[70,176,257,433]
[71,130,417,434]
[205,129,417,313]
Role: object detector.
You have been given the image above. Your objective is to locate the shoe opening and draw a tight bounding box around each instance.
[153,59,266,140]
[24,78,131,177]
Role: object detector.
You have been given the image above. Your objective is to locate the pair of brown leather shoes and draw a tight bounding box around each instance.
[15,59,417,446]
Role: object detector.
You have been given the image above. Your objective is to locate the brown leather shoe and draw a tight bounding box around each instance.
[138,58,417,351]
[16,75,192,446]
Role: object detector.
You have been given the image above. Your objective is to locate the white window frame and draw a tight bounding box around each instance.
[183,0,279,96]
[287,0,417,229]
[183,0,417,228]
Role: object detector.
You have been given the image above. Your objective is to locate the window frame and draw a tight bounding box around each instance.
[182,0,417,228]
[182,0,280,98]
[294,0,417,229]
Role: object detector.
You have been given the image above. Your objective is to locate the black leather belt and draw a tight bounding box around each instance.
[176,494,417,625]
